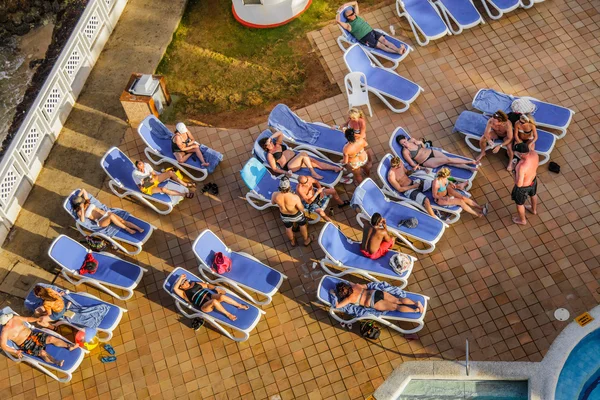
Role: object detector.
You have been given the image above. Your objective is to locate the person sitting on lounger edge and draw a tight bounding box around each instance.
[0,312,78,367]
[397,135,478,171]
[387,156,436,218]
[133,160,195,199]
[336,1,407,55]
[330,281,423,313]
[174,273,249,321]
[360,213,395,260]
[475,110,514,170]
[172,122,210,167]
[72,189,144,235]
[296,175,350,223]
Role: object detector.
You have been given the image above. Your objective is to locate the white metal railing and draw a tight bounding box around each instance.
[0,0,129,244]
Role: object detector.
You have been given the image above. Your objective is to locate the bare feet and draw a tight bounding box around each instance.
[225,312,237,321]
[512,216,527,225]
[125,228,136,235]
[398,45,407,55]
[417,301,424,313]
[290,237,297,247]
[311,171,324,180]
[303,234,314,247]
[237,304,249,310]
[506,164,513,172]
[136,227,145,233]
[58,360,65,367]
[524,205,537,215]
[68,343,79,351]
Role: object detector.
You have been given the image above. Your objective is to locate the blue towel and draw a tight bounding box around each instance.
[328,281,407,318]
[473,89,512,114]
[268,104,320,145]
[453,111,490,137]
[199,145,223,174]
[69,194,130,237]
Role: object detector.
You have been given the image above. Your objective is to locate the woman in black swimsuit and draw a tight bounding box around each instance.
[330,281,424,313]
[259,131,342,180]
[173,273,249,321]
[397,136,478,171]
[172,122,210,167]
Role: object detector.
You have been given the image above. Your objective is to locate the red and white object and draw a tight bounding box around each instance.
[232,0,312,28]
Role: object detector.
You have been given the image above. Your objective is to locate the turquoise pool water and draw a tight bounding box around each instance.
[396,380,528,399]
[555,328,600,400]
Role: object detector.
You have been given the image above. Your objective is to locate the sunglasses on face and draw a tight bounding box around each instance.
[346,11,355,17]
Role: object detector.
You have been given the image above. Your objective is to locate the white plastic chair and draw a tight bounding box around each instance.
[344,72,373,117]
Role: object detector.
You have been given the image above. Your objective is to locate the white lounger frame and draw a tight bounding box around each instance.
[163,270,264,342]
[395,0,450,46]
[317,276,429,334]
[193,230,287,305]
[479,0,531,20]
[433,0,485,35]
[48,235,148,300]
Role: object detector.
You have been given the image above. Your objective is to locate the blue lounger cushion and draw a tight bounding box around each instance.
[353,179,445,243]
[319,223,411,279]
[241,158,299,197]
[403,0,448,37]
[110,216,152,244]
[390,128,476,182]
[164,268,260,330]
[454,111,555,153]
[438,0,482,26]
[49,235,144,288]
[318,275,426,320]
[194,230,283,295]
[489,0,519,10]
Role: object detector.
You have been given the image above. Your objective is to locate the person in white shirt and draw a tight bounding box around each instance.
[132,161,195,198]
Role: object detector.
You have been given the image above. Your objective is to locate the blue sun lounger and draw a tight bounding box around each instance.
[64,189,154,256]
[377,154,469,224]
[472,88,574,138]
[240,158,329,224]
[454,111,556,165]
[395,0,450,46]
[344,44,423,113]
[163,268,264,342]
[101,147,188,215]
[253,130,344,188]
[0,307,86,383]
[24,283,126,342]
[433,0,485,35]
[390,127,477,190]
[479,0,531,20]
[337,6,412,69]
[316,276,429,334]
[48,235,148,300]
[268,104,347,157]
[193,229,287,305]
[316,222,415,287]
[352,178,447,254]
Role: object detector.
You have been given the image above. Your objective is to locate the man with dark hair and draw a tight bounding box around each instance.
[296,176,350,224]
[476,110,514,169]
[360,213,395,259]
[511,143,539,225]
[271,177,313,246]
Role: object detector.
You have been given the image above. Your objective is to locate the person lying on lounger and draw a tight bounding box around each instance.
[396,135,478,171]
[432,168,488,218]
[475,110,514,170]
[72,189,144,235]
[172,122,210,167]
[173,273,249,321]
[336,1,407,55]
[296,175,350,223]
[133,160,195,198]
[0,313,78,367]
[360,213,395,260]
[387,156,436,218]
[330,281,423,313]
[259,131,343,180]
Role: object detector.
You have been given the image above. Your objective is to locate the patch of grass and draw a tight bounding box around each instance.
[156,0,385,123]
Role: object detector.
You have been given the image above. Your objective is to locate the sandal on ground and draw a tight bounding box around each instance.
[103,344,115,355]
[338,200,351,209]
[185,192,195,199]
[101,356,117,363]
[482,204,489,216]
[340,177,353,185]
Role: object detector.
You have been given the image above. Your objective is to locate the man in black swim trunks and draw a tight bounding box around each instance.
[336,1,407,55]
[387,156,437,218]
[511,143,539,226]
[271,177,313,247]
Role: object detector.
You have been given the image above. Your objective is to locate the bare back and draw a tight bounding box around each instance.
[515,152,539,187]
[272,192,302,215]
[361,225,386,254]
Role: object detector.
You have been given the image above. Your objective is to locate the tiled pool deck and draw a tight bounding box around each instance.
[1,0,600,399]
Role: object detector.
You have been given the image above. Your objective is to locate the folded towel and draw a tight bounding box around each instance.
[199,145,223,174]
[472,89,513,115]
[268,104,320,145]
[328,281,407,318]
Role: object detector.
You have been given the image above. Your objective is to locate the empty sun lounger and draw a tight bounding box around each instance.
[337,6,412,69]
[253,130,344,188]
[163,268,264,342]
[193,229,287,305]
[63,189,154,256]
[316,222,415,287]
[24,283,126,342]
[137,115,223,181]
[472,89,574,138]
[377,154,469,224]
[48,235,147,300]
[316,276,429,334]
[454,111,556,165]
[268,104,347,157]
[0,307,86,383]
[433,0,485,35]
[101,147,187,215]
[352,178,447,254]
[479,0,530,20]
[390,127,477,190]
[344,44,423,113]
[395,0,450,46]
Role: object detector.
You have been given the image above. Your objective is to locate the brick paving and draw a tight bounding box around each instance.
[1,0,600,399]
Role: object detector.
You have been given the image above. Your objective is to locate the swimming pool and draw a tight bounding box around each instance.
[396,379,528,399]
[555,328,600,400]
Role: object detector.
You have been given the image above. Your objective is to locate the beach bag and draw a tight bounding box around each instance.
[79,253,98,275]
[360,321,381,340]
[212,252,232,274]
[81,236,107,252]
[191,317,205,331]
[389,253,411,275]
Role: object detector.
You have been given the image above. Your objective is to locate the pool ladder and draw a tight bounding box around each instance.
[466,339,470,376]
